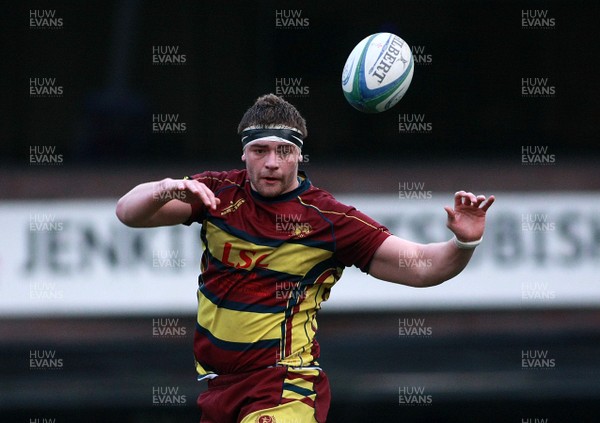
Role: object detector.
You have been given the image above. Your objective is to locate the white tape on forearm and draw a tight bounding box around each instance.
[452,235,483,249]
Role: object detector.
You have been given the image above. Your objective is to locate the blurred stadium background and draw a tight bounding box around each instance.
[1,1,599,422]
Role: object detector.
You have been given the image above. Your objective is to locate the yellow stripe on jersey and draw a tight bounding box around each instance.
[285,372,317,394]
[205,221,333,275]
[283,285,320,366]
[241,404,318,423]
[195,361,213,377]
[278,278,336,367]
[197,290,282,343]
[282,388,316,402]
[282,369,318,401]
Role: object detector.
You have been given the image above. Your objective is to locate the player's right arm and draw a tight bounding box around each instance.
[115,178,220,227]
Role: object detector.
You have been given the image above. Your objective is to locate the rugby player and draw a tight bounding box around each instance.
[116,94,495,422]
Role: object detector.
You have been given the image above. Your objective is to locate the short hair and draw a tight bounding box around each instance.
[237,94,308,138]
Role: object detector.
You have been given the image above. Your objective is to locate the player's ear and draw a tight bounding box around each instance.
[241,153,246,162]
[297,154,303,163]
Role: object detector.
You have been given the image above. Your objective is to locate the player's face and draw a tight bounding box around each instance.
[243,142,301,197]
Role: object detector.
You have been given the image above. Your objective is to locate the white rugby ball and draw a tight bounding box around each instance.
[341,32,414,113]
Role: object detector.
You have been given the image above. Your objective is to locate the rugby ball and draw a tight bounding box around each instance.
[341,32,414,113]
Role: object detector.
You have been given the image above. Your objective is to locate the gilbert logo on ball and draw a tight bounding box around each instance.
[342,32,414,113]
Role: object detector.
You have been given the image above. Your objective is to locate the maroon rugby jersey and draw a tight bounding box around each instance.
[184,169,390,377]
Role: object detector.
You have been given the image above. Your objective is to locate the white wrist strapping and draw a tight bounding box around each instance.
[452,235,483,249]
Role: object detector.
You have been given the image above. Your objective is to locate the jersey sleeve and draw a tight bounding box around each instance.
[324,198,392,273]
[182,170,231,226]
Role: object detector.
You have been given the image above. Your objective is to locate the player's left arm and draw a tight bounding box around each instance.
[369,191,495,287]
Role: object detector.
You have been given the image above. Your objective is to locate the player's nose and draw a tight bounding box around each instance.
[264,149,280,169]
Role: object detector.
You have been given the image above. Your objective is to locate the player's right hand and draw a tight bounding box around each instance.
[158,178,221,210]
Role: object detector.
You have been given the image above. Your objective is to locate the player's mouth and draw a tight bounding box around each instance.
[262,176,281,184]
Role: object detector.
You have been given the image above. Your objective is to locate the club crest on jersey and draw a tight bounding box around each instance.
[256,416,275,423]
[220,198,246,216]
[275,214,312,238]
[291,222,312,238]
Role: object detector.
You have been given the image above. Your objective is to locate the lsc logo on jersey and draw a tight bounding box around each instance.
[222,242,270,270]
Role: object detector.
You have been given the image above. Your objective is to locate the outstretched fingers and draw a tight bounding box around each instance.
[455,190,478,207]
[185,180,220,210]
[480,195,495,211]
[444,205,456,221]
[452,191,496,214]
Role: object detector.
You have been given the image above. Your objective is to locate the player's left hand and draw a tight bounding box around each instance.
[444,191,495,242]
